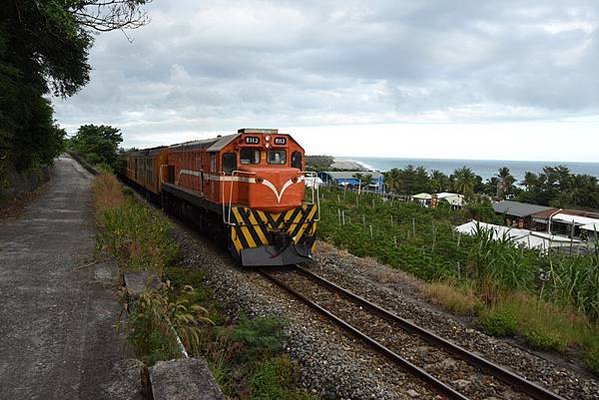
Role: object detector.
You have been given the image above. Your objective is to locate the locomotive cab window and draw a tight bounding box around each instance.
[267,150,286,165]
[222,152,237,175]
[291,151,302,169]
[240,148,260,164]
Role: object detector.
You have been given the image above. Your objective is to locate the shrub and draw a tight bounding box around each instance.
[165,266,226,326]
[251,356,319,400]
[231,316,286,360]
[251,356,295,400]
[521,329,566,351]
[479,309,517,337]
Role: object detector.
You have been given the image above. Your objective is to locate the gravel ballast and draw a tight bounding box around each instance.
[167,219,598,399]
[311,242,599,400]
[171,226,441,399]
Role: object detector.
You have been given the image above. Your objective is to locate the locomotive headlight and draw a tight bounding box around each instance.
[265,142,271,149]
[265,135,271,142]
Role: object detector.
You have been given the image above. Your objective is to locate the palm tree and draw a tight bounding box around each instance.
[554,165,572,191]
[451,166,478,197]
[430,169,449,192]
[496,167,516,199]
[521,171,538,192]
[383,169,401,193]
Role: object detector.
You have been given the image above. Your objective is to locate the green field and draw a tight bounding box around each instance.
[316,187,599,373]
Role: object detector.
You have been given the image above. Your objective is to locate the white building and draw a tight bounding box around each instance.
[455,220,581,252]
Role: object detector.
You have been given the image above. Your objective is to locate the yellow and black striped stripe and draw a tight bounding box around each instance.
[229,204,318,255]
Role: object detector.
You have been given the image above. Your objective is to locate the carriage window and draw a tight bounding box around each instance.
[291,151,302,169]
[240,148,260,164]
[222,152,237,175]
[267,150,286,165]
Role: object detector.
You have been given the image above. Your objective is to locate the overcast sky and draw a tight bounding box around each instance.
[53,0,599,162]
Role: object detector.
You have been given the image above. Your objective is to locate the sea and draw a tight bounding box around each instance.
[335,157,599,182]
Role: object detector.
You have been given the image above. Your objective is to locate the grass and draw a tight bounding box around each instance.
[427,280,599,373]
[425,282,480,315]
[251,356,319,400]
[124,283,213,365]
[584,337,599,374]
[92,172,179,276]
[479,293,595,351]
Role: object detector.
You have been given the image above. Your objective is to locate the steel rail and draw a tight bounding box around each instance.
[293,265,566,400]
[258,269,470,400]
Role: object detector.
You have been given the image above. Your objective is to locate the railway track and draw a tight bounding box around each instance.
[258,265,566,400]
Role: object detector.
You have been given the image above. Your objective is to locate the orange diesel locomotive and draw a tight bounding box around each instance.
[118,128,319,266]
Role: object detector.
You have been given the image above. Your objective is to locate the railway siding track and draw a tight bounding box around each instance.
[258,265,566,400]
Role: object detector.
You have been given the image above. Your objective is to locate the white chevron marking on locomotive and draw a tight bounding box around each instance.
[259,176,304,203]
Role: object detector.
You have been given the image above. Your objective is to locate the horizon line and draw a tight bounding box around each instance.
[331,155,599,164]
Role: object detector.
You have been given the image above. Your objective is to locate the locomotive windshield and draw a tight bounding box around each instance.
[240,148,260,164]
[267,150,286,165]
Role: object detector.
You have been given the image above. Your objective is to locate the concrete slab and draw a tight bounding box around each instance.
[0,156,133,399]
[101,359,149,400]
[150,358,224,400]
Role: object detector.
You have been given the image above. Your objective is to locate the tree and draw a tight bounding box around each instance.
[382,165,432,195]
[521,172,539,192]
[451,166,479,198]
[69,1,150,33]
[429,169,450,192]
[306,155,334,171]
[383,168,402,193]
[482,177,500,197]
[0,0,149,174]
[495,166,516,199]
[362,173,373,187]
[516,165,599,210]
[67,124,123,167]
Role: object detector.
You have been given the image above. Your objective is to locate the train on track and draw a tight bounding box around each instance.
[117,128,320,266]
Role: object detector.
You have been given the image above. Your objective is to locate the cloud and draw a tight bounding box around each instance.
[53,0,599,154]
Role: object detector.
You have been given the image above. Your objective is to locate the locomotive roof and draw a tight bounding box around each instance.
[207,134,240,151]
[169,134,239,152]
[168,129,289,152]
[155,129,298,152]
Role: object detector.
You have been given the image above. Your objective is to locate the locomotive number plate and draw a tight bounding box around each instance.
[274,137,287,145]
[245,136,260,145]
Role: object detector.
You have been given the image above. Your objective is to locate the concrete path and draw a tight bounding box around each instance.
[0,156,129,399]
